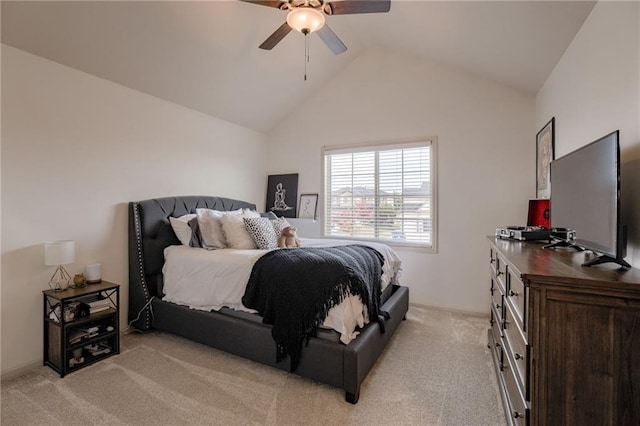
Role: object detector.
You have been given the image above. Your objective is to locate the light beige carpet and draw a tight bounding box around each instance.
[2,307,506,425]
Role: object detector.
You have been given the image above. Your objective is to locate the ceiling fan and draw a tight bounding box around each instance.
[241,0,391,55]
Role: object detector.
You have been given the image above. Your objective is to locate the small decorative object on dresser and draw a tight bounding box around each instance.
[488,237,640,425]
[526,199,550,229]
[298,193,318,219]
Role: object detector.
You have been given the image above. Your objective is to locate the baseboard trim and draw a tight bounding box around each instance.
[1,360,41,382]
[2,330,128,382]
[409,302,489,318]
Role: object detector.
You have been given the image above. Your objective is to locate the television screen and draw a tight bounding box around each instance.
[550,130,625,265]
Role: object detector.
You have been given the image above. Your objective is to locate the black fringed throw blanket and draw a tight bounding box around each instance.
[242,245,388,371]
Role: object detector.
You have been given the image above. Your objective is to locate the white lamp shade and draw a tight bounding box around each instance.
[286,7,325,34]
[44,240,75,266]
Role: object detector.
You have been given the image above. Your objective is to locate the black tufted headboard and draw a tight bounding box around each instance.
[128,196,256,331]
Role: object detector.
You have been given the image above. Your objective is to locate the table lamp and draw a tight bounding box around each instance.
[44,240,75,291]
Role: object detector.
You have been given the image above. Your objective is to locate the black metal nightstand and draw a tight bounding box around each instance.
[43,281,120,377]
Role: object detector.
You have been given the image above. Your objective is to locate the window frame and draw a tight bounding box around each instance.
[321,138,437,252]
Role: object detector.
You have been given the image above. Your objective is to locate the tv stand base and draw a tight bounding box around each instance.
[543,239,584,251]
[583,254,631,269]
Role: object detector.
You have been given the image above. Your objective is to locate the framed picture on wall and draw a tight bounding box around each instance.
[298,194,318,219]
[265,173,298,218]
[536,117,555,199]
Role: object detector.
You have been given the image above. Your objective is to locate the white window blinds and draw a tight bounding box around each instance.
[323,140,436,249]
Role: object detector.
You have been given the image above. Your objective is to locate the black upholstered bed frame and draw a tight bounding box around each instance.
[128,196,409,403]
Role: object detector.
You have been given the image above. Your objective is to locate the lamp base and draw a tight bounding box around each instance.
[48,265,72,292]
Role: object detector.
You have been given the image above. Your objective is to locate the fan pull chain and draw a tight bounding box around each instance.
[304,33,309,81]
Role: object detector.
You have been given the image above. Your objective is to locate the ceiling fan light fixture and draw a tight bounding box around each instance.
[286,7,325,34]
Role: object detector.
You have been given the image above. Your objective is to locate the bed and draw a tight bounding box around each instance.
[128,195,409,403]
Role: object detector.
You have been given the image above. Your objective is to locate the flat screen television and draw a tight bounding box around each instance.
[549,130,630,268]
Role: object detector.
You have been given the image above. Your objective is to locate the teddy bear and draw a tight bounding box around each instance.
[278,226,300,248]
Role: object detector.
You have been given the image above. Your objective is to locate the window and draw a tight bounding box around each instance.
[323,139,436,250]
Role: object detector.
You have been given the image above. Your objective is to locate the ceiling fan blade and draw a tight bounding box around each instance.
[239,0,287,9]
[326,0,391,15]
[316,24,347,55]
[259,22,293,50]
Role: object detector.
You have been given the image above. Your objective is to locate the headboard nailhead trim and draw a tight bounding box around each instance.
[133,202,151,328]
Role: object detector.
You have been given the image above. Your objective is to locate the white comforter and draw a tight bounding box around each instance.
[162,238,401,344]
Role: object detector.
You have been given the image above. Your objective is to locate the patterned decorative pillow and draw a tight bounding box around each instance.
[244,217,279,250]
[271,217,291,237]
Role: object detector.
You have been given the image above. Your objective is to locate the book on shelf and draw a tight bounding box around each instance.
[90,305,111,314]
[76,293,111,306]
[68,326,100,345]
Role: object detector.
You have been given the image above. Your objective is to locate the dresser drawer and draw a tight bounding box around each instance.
[502,351,529,426]
[490,306,503,365]
[503,302,528,397]
[490,247,498,271]
[491,293,504,324]
[495,253,508,294]
[506,268,526,330]
[490,274,504,297]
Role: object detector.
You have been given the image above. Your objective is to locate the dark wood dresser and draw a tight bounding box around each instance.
[488,237,640,425]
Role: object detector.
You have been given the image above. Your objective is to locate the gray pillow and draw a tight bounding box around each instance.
[260,211,278,220]
[187,217,205,248]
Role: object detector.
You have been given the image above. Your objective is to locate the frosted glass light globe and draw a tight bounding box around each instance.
[286,7,325,34]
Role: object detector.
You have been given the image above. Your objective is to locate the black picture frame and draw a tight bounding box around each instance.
[298,193,318,219]
[536,117,555,198]
[265,173,298,218]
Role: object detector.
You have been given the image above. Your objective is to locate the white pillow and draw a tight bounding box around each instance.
[220,210,261,249]
[196,208,243,249]
[244,217,279,250]
[169,214,197,246]
[242,209,261,219]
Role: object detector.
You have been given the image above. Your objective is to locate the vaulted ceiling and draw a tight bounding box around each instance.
[1,1,596,133]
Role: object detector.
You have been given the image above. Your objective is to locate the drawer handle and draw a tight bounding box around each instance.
[495,342,501,349]
[495,303,501,310]
[509,290,520,297]
[514,352,524,360]
[513,411,524,419]
[496,271,503,276]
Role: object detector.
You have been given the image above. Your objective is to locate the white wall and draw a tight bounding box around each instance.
[1,45,268,375]
[267,48,535,313]
[536,1,640,266]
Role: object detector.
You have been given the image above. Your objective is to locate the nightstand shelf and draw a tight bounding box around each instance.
[43,281,120,377]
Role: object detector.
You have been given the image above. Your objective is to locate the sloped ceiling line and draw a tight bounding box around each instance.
[1,1,595,133]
